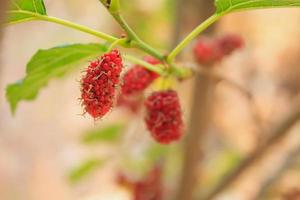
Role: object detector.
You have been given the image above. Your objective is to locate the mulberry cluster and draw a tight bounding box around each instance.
[194,34,244,66]
[117,165,163,200]
[121,56,160,95]
[144,90,183,144]
[81,49,123,119]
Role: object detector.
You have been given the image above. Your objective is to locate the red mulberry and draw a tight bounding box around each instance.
[81,49,123,119]
[194,34,244,66]
[193,38,222,65]
[144,90,183,144]
[217,34,244,55]
[117,164,163,200]
[121,56,160,95]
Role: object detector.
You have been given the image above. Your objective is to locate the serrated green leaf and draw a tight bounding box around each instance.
[215,0,300,14]
[6,43,107,114]
[68,158,104,183]
[82,124,125,144]
[7,0,47,24]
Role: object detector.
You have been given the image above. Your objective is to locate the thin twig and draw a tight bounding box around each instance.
[203,100,300,200]
[193,67,264,135]
[256,146,300,199]
[215,74,265,138]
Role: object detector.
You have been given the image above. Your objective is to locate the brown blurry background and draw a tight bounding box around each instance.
[1,0,300,200]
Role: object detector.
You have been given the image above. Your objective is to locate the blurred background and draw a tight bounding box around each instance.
[1,0,300,200]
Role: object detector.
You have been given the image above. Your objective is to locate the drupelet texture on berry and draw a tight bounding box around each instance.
[144,90,183,144]
[121,56,160,95]
[81,49,123,119]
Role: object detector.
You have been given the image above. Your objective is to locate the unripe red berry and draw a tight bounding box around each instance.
[217,34,244,55]
[121,56,160,96]
[193,38,222,65]
[144,90,183,144]
[81,49,123,119]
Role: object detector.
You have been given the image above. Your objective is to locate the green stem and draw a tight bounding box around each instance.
[111,14,140,42]
[7,10,165,61]
[131,40,164,61]
[167,14,221,63]
[107,38,128,51]
[111,14,165,61]
[124,54,165,75]
[99,3,165,61]
[6,11,118,43]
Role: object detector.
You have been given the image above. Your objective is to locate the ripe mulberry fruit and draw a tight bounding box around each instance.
[121,56,160,95]
[144,90,183,144]
[217,34,244,55]
[117,164,163,200]
[81,49,123,119]
[194,34,244,66]
[193,38,222,66]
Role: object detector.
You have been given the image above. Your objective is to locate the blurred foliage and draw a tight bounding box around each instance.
[121,142,182,184]
[68,158,104,183]
[81,123,125,144]
[121,143,168,176]
[146,143,169,162]
[121,0,175,49]
[198,148,241,196]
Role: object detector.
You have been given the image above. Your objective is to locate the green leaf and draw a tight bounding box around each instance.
[68,158,104,183]
[146,144,169,161]
[6,43,107,114]
[82,123,125,144]
[7,0,47,25]
[215,0,300,14]
[201,149,241,188]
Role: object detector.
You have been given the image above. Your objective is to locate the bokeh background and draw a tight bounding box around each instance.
[1,0,300,199]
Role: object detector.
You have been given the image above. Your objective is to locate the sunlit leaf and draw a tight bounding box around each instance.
[215,0,300,14]
[6,43,107,114]
[7,0,47,25]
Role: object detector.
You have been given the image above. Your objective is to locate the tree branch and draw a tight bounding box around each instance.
[194,67,264,135]
[203,100,300,200]
[173,1,216,200]
[255,146,300,199]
